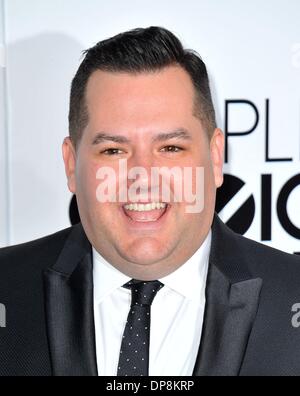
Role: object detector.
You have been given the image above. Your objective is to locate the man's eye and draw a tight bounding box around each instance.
[160,145,183,153]
[101,148,124,155]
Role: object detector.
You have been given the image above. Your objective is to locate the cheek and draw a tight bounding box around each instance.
[185,151,212,184]
[76,161,100,206]
[185,154,215,214]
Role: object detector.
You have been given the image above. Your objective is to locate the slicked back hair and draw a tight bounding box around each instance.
[69,26,217,148]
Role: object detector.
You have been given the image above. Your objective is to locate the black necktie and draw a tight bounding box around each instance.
[117,279,164,376]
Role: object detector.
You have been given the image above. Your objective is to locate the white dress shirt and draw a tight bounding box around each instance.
[93,231,211,376]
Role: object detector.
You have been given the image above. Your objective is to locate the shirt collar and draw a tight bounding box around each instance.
[159,230,211,301]
[93,230,211,304]
[93,249,131,303]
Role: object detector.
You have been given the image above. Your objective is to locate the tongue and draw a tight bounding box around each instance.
[123,207,166,222]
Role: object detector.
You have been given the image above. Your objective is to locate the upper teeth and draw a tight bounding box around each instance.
[124,202,167,211]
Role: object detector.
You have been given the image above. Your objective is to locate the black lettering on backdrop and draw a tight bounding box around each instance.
[277,174,300,239]
[225,99,293,163]
[261,174,272,241]
[216,173,300,249]
[216,174,255,235]
[225,100,259,163]
[265,99,293,162]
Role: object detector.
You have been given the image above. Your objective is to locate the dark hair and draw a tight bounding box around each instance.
[69,26,216,147]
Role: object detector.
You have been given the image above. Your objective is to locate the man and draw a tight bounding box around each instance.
[0,26,300,376]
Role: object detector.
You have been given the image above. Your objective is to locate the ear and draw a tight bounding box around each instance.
[210,128,224,188]
[62,137,77,193]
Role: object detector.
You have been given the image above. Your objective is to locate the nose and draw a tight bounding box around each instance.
[127,150,156,178]
[126,151,159,200]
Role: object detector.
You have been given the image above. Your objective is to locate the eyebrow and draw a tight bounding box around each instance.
[91,128,192,145]
[92,133,130,145]
[152,128,192,143]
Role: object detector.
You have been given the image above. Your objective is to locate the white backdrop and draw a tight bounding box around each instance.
[0,0,299,253]
[0,0,8,246]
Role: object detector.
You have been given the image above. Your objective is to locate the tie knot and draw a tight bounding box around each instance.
[123,279,164,306]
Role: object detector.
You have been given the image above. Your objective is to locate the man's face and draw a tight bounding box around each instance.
[63,66,224,280]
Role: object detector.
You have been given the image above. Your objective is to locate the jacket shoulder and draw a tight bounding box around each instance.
[233,230,300,275]
[211,215,300,281]
[0,226,75,275]
[0,227,77,376]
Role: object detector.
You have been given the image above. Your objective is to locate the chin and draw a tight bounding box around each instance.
[121,237,170,266]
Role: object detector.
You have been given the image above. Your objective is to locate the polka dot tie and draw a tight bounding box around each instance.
[117,279,164,376]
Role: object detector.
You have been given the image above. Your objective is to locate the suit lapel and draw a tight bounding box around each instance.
[43,224,98,376]
[193,215,263,376]
[193,265,262,376]
[43,215,262,376]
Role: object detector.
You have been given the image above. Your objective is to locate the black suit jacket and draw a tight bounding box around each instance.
[1,215,300,376]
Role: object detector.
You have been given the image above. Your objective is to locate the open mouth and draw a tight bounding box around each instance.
[122,202,169,222]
